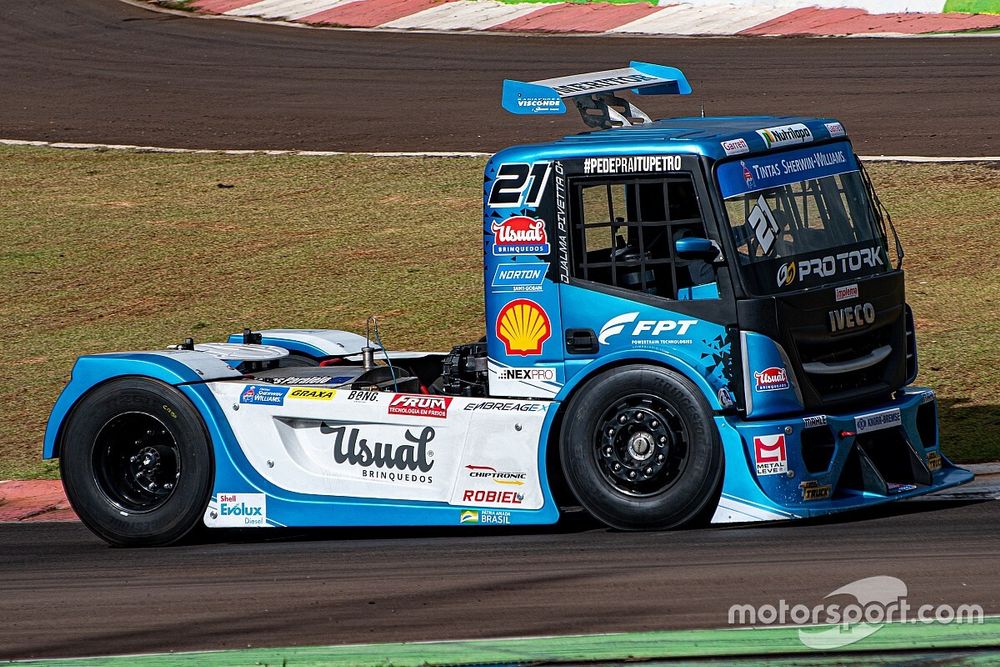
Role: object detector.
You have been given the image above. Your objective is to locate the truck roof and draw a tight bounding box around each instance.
[494,115,847,165]
[497,64,847,165]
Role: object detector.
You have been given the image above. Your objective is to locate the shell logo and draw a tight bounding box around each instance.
[496,299,551,356]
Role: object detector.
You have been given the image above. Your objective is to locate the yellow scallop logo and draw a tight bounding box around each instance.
[496,299,551,356]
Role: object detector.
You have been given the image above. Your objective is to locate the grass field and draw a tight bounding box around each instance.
[0,146,997,479]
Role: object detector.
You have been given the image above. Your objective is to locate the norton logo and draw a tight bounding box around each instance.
[598,313,698,345]
[388,394,452,419]
[320,424,435,473]
[829,302,876,333]
[496,299,551,356]
[754,367,790,392]
[491,216,550,256]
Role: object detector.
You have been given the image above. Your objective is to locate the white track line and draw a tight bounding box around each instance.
[4,138,1000,162]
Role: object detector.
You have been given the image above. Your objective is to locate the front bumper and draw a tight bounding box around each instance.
[713,387,973,522]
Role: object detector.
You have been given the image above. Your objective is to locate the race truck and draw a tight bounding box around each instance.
[45,62,972,545]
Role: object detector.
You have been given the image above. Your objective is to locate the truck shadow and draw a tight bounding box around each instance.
[937,397,1000,465]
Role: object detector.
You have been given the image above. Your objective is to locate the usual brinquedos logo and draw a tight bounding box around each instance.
[496,299,551,356]
[491,216,550,256]
[388,394,452,419]
[754,367,789,392]
[320,424,435,473]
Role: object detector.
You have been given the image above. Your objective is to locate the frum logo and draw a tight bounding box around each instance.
[728,576,982,649]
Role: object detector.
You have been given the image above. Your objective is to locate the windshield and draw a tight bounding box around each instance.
[716,142,897,295]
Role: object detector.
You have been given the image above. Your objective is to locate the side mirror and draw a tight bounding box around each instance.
[675,237,722,262]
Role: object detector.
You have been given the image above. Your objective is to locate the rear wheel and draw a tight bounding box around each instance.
[559,365,722,530]
[60,378,213,546]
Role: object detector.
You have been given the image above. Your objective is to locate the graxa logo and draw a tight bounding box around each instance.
[320,423,435,473]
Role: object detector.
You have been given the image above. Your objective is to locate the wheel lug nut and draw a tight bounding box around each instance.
[629,471,637,479]
[146,430,154,436]
[657,454,665,462]
[636,413,644,421]
[619,415,628,424]
[604,447,613,456]
[607,428,615,435]
[613,463,621,471]
[650,420,659,428]
[645,467,653,475]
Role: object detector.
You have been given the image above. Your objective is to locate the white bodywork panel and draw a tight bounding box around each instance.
[208,382,551,510]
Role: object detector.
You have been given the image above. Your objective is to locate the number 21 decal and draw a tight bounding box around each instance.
[488,162,551,208]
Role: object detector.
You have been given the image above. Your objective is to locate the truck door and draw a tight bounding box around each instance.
[554,155,739,405]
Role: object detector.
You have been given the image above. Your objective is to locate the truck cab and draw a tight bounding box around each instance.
[481,63,969,524]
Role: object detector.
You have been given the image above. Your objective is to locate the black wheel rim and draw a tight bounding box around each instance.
[92,412,181,513]
[592,393,691,497]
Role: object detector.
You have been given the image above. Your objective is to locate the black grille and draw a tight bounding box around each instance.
[795,323,897,403]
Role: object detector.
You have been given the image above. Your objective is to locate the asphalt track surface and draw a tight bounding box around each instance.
[1,499,998,659]
[1,1,1000,155]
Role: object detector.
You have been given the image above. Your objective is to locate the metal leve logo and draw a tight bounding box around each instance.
[496,299,551,356]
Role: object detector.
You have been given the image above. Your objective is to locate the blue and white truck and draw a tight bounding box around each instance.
[45,62,971,545]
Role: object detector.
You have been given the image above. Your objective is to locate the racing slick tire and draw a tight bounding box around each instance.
[559,365,722,530]
[59,377,213,547]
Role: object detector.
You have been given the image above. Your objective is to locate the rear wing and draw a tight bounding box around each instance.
[501,61,691,129]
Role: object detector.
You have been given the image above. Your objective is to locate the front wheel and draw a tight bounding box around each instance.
[59,378,213,546]
[559,365,722,530]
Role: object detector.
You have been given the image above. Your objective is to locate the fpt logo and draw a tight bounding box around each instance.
[388,394,452,419]
[491,216,550,256]
[496,299,551,356]
[598,313,698,345]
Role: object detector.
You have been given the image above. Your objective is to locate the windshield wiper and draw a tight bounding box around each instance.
[859,160,904,269]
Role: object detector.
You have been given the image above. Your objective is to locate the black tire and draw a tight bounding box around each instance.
[559,365,722,530]
[59,377,213,547]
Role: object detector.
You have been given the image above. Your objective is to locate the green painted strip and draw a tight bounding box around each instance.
[944,0,1000,14]
[12,617,1000,667]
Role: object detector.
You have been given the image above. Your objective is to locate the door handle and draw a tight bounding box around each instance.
[565,328,599,355]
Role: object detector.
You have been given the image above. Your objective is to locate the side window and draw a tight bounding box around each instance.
[571,174,717,300]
